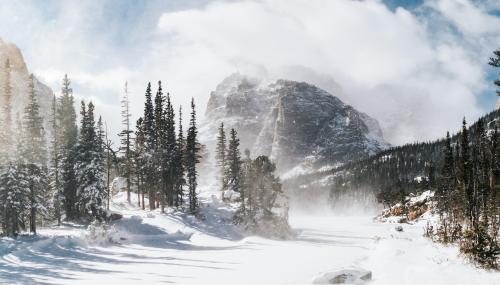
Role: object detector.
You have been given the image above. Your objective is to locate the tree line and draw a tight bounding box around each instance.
[0,59,201,236]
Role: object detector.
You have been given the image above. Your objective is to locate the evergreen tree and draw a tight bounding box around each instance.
[216,122,228,192]
[118,82,133,203]
[49,93,62,225]
[74,102,106,220]
[436,132,455,242]
[165,92,178,207]
[22,74,48,234]
[142,82,156,210]
[134,117,146,210]
[0,162,29,236]
[58,75,78,220]
[458,118,473,223]
[174,106,185,207]
[154,81,166,210]
[186,98,200,213]
[488,48,500,96]
[226,128,242,195]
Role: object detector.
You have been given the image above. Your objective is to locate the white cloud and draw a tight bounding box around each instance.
[154,0,498,144]
[0,0,498,146]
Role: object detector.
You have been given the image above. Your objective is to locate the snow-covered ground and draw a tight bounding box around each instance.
[0,189,498,285]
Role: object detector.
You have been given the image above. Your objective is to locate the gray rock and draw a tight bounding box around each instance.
[313,268,372,284]
[201,73,389,173]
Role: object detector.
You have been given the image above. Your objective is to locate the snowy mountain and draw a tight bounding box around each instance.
[0,37,53,134]
[201,73,389,174]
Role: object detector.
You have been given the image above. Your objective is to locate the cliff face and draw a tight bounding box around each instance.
[201,73,389,174]
[0,38,53,135]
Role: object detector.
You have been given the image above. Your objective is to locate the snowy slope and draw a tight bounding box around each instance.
[0,190,498,285]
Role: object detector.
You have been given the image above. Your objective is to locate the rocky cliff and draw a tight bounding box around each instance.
[201,73,389,174]
[0,38,53,136]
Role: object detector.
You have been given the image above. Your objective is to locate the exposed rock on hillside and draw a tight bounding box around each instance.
[201,73,389,173]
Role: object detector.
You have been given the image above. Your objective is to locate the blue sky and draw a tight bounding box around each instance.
[0,0,498,145]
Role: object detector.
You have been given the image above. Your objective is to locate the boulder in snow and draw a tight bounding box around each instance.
[313,268,372,284]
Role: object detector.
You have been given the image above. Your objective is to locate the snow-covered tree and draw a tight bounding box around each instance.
[21,74,48,234]
[118,82,133,203]
[74,101,106,220]
[57,74,78,220]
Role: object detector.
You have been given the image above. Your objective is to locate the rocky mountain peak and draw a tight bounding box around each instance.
[201,74,389,174]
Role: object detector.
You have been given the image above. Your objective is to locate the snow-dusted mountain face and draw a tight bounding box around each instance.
[0,38,53,134]
[201,73,389,174]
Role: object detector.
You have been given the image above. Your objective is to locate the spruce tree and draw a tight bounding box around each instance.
[49,93,62,225]
[143,82,156,209]
[458,118,473,223]
[186,98,200,213]
[216,122,228,192]
[118,82,133,203]
[22,74,48,234]
[436,132,454,242]
[164,92,177,207]
[58,75,78,220]
[174,106,185,207]
[134,117,146,209]
[154,81,166,210]
[488,48,500,96]
[74,102,106,220]
[226,128,242,196]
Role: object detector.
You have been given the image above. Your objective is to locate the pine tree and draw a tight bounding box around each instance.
[22,74,48,234]
[154,81,166,210]
[488,48,500,96]
[186,98,200,213]
[49,93,62,225]
[0,162,29,236]
[142,82,156,210]
[134,117,146,210]
[118,82,133,203]
[174,106,185,207]
[226,128,242,196]
[58,75,78,220]
[74,101,106,220]
[164,92,177,207]
[216,122,228,192]
[436,132,455,242]
[458,118,473,224]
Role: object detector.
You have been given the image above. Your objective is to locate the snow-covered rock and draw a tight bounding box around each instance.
[201,73,389,173]
[378,190,435,223]
[313,268,372,284]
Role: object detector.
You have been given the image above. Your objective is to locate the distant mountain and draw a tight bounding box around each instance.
[0,37,54,136]
[200,73,389,174]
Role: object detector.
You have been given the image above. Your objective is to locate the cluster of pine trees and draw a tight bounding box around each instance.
[427,117,499,268]
[0,60,108,236]
[129,81,200,214]
[0,59,202,236]
[215,123,289,236]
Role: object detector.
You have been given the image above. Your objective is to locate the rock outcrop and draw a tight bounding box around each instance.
[201,73,389,173]
[0,37,54,136]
